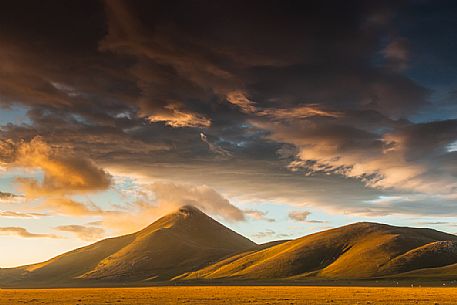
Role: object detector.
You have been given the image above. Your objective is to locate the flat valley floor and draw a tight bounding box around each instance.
[1,286,457,305]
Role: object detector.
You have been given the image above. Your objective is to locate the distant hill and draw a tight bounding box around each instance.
[0,205,256,287]
[2,207,457,287]
[177,222,457,281]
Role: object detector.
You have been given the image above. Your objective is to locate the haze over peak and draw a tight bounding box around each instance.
[176,204,204,215]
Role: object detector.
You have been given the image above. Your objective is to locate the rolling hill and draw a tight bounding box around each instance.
[0,205,256,286]
[177,222,457,281]
[2,206,457,287]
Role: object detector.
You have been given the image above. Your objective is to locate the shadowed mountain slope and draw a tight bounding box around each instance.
[395,262,457,279]
[177,222,457,281]
[0,206,256,286]
[379,240,457,275]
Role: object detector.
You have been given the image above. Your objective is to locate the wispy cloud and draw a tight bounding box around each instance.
[147,103,211,128]
[226,91,257,113]
[0,191,19,200]
[288,210,326,223]
[55,225,105,241]
[252,229,291,240]
[244,209,275,222]
[200,133,232,158]
[0,227,59,239]
[0,211,47,218]
[288,210,311,222]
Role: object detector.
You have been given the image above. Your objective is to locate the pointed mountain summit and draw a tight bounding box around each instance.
[0,205,256,287]
[81,205,255,281]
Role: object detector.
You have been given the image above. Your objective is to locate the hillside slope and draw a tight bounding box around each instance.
[395,262,457,279]
[380,240,457,275]
[177,222,457,281]
[0,205,256,286]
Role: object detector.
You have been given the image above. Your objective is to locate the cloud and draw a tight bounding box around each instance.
[341,194,457,217]
[288,210,326,223]
[55,225,105,241]
[0,0,453,224]
[41,198,105,216]
[0,136,111,197]
[100,0,228,127]
[254,117,457,195]
[288,210,311,222]
[226,91,257,113]
[149,182,245,221]
[147,103,211,128]
[383,37,410,71]
[252,230,275,239]
[225,90,342,122]
[244,209,275,222]
[0,211,46,218]
[200,133,232,158]
[257,105,342,120]
[0,227,59,239]
[416,221,457,227]
[252,229,291,240]
[0,191,17,199]
[97,180,246,234]
[0,191,20,201]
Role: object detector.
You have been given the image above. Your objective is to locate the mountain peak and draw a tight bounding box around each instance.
[177,204,202,215]
[72,203,255,282]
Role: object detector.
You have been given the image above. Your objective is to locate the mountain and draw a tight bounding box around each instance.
[177,222,457,281]
[2,208,457,287]
[0,205,256,287]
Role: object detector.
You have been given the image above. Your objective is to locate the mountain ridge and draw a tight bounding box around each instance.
[2,207,457,287]
[177,221,457,281]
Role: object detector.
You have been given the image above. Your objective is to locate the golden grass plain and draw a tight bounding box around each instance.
[1,286,457,305]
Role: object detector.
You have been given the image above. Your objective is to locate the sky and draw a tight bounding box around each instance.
[1,0,457,268]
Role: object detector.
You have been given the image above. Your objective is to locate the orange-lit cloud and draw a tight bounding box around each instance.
[0,136,111,197]
[149,182,245,221]
[254,117,457,195]
[226,90,341,120]
[257,105,342,120]
[0,211,46,218]
[259,119,425,190]
[99,181,246,234]
[226,91,257,113]
[42,198,105,216]
[55,225,105,241]
[147,103,211,128]
[0,227,59,239]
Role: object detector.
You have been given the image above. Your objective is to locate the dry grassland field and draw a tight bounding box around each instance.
[1,286,457,305]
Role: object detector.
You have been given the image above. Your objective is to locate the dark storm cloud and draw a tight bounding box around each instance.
[0,0,455,218]
[0,0,428,124]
